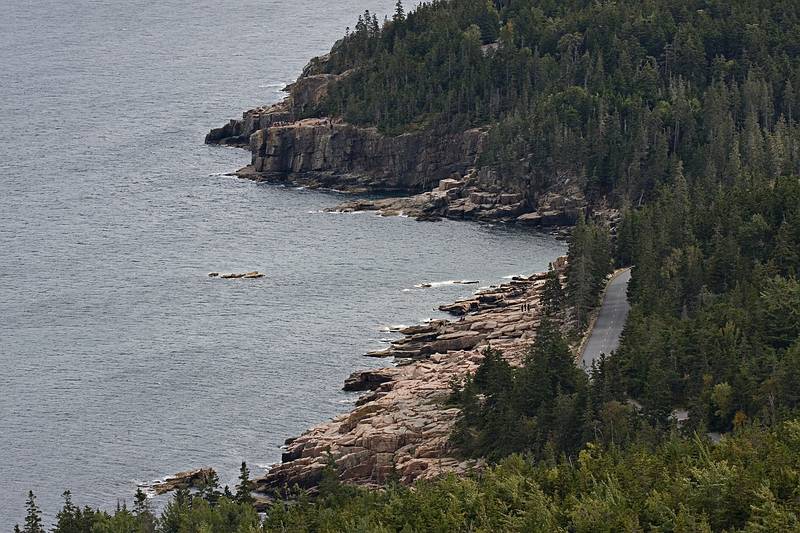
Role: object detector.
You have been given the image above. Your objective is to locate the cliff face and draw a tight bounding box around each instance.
[205,102,293,147]
[249,119,486,192]
[207,63,487,193]
[205,71,343,147]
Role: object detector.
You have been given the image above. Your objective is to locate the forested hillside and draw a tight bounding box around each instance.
[15,0,800,530]
[311,0,800,201]
[609,174,800,433]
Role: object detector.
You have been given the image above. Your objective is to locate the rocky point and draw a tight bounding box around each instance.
[206,56,587,225]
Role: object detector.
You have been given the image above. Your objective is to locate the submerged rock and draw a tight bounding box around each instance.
[215,271,265,279]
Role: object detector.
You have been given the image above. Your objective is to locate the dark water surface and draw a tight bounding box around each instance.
[0,0,565,525]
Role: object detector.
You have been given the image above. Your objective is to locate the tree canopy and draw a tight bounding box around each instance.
[308,0,800,203]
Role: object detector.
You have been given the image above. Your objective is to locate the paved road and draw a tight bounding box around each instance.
[580,268,632,370]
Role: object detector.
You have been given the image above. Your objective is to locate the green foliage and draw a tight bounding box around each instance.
[541,264,565,316]
[198,471,221,507]
[451,320,589,460]
[18,3,800,530]
[612,174,800,429]
[567,215,613,326]
[133,489,156,533]
[235,462,254,505]
[52,490,106,533]
[29,421,800,532]
[308,0,800,202]
[21,491,44,533]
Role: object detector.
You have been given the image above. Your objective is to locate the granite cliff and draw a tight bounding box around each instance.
[206,58,585,223]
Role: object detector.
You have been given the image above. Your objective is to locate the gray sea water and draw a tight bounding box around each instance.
[0,0,565,526]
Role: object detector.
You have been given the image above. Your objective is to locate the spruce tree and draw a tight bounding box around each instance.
[199,470,221,506]
[541,265,565,316]
[236,462,254,504]
[615,207,636,267]
[588,222,613,291]
[53,491,80,533]
[160,488,190,533]
[133,487,156,533]
[133,488,148,515]
[393,0,404,23]
[567,215,597,327]
[22,491,44,533]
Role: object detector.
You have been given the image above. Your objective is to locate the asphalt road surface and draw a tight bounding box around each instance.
[580,268,632,371]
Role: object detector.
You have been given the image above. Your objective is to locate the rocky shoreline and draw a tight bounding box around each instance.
[330,174,583,227]
[206,55,587,227]
[204,52,583,499]
[251,258,567,497]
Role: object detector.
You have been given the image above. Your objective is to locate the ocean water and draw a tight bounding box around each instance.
[0,0,565,525]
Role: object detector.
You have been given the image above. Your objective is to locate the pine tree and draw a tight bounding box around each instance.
[22,491,44,533]
[521,318,582,413]
[133,487,156,533]
[588,222,613,291]
[773,219,800,277]
[615,207,636,267]
[160,488,190,533]
[236,462,254,504]
[566,215,612,308]
[541,265,565,316]
[133,488,148,515]
[642,357,674,426]
[199,470,221,506]
[53,491,81,533]
[393,0,404,23]
[473,347,514,400]
[668,158,692,246]
[783,79,795,123]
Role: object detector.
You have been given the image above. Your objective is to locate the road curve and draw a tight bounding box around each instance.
[580,268,632,370]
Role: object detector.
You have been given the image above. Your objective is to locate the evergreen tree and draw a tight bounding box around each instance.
[615,207,636,267]
[235,462,254,504]
[393,0,404,23]
[159,488,191,533]
[52,491,87,533]
[133,488,156,533]
[54,491,76,532]
[567,215,611,327]
[199,470,222,506]
[541,265,565,316]
[22,491,44,533]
